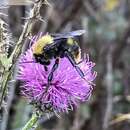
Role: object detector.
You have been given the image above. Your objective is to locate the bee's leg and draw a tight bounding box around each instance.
[45,58,60,92]
[44,66,48,71]
[76,60,83,65]
[76,54,88,65]
[65,51,85,79]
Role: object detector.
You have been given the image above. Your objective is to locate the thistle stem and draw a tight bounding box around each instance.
[22,113,39,130]
[0,0,44,107]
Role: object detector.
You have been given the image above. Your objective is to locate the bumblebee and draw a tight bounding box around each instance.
[32,30,86,91]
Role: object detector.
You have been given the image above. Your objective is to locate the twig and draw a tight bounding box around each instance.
[112,24,130,67]
[71,109,82,130]
[102,47,113,130]
[22,113,39,130]
[1,81,16,130]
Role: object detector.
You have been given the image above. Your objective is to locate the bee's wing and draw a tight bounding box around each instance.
[44,30,86,49]
[51,30,86,40]
[67,30,86,37]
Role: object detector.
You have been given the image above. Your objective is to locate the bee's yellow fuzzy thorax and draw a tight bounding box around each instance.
[32,34,54,54]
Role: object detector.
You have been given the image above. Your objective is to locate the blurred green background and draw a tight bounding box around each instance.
[0,0,130,130]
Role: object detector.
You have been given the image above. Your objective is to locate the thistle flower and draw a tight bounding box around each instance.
[17,35,97,113]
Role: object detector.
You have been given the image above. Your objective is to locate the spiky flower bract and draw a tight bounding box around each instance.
[17,34,97,113]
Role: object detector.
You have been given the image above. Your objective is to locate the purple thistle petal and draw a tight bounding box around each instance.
[17,35,97,113]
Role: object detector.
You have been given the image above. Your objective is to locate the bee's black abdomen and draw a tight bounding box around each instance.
[33,54,50,65]
[40,60,50,65]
